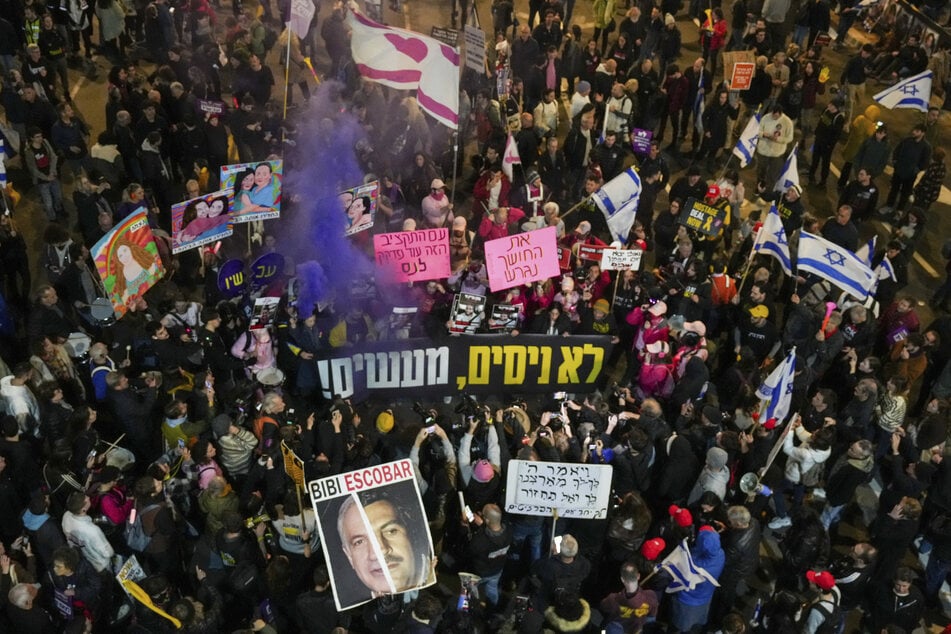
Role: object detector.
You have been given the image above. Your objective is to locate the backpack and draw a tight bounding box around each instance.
[124,503,162,552]
[812,598,842,634]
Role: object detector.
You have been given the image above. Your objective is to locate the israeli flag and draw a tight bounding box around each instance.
[756,347,797,425]
[872,256,897,294]
[732,114,761,168]
[753,205,792,275]
[773,144,800,192]
[873,70,933,113]
[593,166,642,243]
[855,236,877,268]
[797,231,876,300]
[660,539,720,593]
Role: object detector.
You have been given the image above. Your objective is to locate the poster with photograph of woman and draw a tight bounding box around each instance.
[220,160,283,223]
[308,459,436,611]
[340,181,380,236]
[171,189,235,254]
[92,208,165,318]
[249,296,280,330]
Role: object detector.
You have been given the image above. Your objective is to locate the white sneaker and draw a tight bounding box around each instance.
[768,516,792,530]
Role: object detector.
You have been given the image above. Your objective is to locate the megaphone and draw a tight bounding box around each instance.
[739,472,772,496]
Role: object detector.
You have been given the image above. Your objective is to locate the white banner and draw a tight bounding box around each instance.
[504,459,613,519]
[600,248,643,271]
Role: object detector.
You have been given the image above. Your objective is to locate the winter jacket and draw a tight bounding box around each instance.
[720,521,761,585]
[913,159,946,207]
[782,426,831,484]
[61,511,115,572]
[892,136,932,179]
[675,530,725,606]
[216,428,257,476]
[825,453,873,506]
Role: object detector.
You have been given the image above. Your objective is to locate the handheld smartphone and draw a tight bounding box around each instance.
[426,425,436,434]
[554,391,567,400]
[464,505,475,522]
[128,508,137,525]
[178,438,185,450]
[553,535,563,554]
[88,449,97,459]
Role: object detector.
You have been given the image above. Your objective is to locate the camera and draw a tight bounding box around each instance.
[413,402,436,426]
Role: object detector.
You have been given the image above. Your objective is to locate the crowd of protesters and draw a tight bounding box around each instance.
[0,0,948,632]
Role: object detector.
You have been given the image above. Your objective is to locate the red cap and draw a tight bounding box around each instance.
[640,537,666,561]
[806,570,836,591]
[669,505,693,528]
[699,524,716,533]
[706,184,720,199]
[763,418,777,430]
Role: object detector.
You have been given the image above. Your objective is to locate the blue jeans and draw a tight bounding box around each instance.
[671,596,711,631]
[773,477,804,519]
[792,25,810,48]
[926,552,951,599]
[479,570,503,606]
[820,503,845,530]
[36,179,64,220]
[510,519,544,564]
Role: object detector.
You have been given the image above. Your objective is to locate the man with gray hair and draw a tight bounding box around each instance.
[712,504,761,624]
[7,582,57,630]
[530,533,591,608]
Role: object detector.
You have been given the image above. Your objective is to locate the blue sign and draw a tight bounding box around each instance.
[217,259,246,297]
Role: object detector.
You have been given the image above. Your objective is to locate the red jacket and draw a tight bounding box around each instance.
[701,19,727,51]
[473,172,511,212]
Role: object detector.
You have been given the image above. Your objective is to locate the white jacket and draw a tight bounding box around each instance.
[0,375,40,435]
[62,511,115,573]
[783,426,831,484]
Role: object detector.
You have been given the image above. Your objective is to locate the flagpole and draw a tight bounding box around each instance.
[282,23,292,122]
[560,194,593,219]
[610,270,621,310]
[451,130,459,208]
[736,229,762,297]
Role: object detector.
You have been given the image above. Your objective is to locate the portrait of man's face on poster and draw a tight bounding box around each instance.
[316,478,435,610]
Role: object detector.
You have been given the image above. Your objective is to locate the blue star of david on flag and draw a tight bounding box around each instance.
[798,231,875,300]
[873,70,933,112]
[823,249,846,267]
[752,205,791,276]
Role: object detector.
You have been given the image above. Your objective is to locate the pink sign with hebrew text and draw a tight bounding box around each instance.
[484,226,561,292]
[373,228,451,283]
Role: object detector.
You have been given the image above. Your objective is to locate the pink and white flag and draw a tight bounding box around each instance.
[345,9,460,129]
[501,132,521,180]
[289,0,315,39]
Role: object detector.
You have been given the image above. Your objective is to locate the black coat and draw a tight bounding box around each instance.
[701,98,738,148]
[720,520,762,584]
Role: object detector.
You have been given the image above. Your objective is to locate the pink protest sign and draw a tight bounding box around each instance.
[373,228,451,282]
[484,226,561,292]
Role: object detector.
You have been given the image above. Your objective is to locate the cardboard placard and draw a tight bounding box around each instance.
[463,24,485,73]
[504,459,614,519]
[484,226,561,292]
[373,228,451,283]
[730,62,756,90]
[631,128,653,155]
[678,197,727,236]
[578,243,607,263]
[220,160,283,223]
[308,460,436,611]
[92,208,166,318]
[171,190,235,254]
[600,248,643,271]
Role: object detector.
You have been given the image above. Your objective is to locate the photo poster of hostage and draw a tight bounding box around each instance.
[92,208,165,318]
[449,292,486,334]
[220,160,283,223]
[340,180,380,236]
[171,189,235,254]
[308,459,436,611]
[250,296,280,329]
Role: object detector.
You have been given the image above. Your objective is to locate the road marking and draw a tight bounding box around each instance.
[70,72,88,101]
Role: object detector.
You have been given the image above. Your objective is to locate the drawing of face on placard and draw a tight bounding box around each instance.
[171,189,234,254]
[91,208,165,318]
[220,160,283,224]
[340,181,379,236]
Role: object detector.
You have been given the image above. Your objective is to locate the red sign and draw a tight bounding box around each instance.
[558,247,572,270]
[730,62,755,91]
[578,243,607,263]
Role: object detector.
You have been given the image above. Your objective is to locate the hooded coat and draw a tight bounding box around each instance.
[675,529,725,606]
